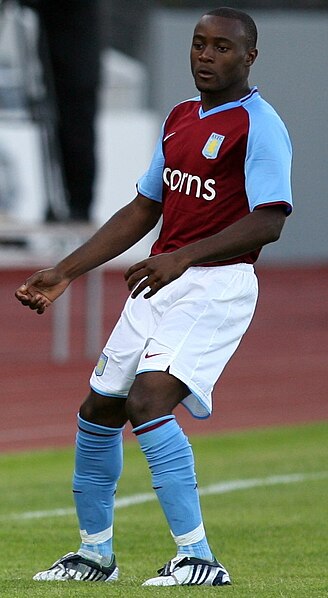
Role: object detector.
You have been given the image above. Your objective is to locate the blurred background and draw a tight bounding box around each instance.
[0,0,327,262]
[0,0,327,452]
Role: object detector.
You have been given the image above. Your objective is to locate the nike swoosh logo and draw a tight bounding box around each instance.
[163,132,176,142]
[145,352,166,359]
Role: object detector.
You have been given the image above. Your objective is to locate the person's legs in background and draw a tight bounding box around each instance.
[37,0,101,222]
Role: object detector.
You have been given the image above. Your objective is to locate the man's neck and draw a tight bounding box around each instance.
[200,84,251,112]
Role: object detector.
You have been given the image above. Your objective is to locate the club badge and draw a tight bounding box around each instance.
[202,133,225,159]
[95,352,108,376]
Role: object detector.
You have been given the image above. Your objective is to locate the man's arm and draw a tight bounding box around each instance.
[176,205,287,266]
[15,194,161,313]
[54,194,161,279]
[125,206,287,298]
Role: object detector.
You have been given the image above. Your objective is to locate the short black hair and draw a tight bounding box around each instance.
[205,7,258,49]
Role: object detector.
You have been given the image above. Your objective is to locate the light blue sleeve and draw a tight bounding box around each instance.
[136,125,165,202]
[245,101,293,214]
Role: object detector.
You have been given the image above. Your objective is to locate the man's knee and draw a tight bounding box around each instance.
[125,377,154,426]
[126,371,189,427]
[79,389,127,428]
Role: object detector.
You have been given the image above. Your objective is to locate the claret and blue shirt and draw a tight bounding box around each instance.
[137,87,293,266]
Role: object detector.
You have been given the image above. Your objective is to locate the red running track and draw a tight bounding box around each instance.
[1,265,327,453]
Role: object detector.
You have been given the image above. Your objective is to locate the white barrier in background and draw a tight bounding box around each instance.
[0,119,46,222]
[0,110,161,361]
[0,109,160,266]
[92,109,161,267]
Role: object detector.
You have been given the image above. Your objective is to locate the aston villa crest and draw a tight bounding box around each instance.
[95,351,108,376]
[202,133,225,159]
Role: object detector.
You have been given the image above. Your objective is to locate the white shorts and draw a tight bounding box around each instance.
[90,264,258,419]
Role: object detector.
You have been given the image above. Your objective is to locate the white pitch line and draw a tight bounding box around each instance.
[2,471,328,523]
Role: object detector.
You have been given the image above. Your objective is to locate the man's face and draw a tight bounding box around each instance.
[190,15,257,97]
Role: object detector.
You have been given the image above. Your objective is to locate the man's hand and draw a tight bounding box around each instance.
[15,268,71,314]
[125,252,189,299]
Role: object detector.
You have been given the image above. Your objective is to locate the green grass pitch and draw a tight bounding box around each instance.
[1,421,328,597]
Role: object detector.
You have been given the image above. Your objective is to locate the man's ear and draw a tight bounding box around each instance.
[246,48,258,66]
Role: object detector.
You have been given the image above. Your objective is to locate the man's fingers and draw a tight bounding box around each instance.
[131,277,162,299]
[15,290,27,302]
[15,285,52,313]
[125,268,148,291]
[131,279,150,299]
[125,255,179,298]
[15,286,29,300]
[124,261,145,283]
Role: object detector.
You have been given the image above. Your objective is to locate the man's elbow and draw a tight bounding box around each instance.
[258,207,287,245]
[269,224,283,243]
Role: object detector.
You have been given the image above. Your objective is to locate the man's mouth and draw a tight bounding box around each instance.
[196,68,216,80]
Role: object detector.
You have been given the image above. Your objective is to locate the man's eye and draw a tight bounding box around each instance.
[217,46,228,52]
[193,42,203,50]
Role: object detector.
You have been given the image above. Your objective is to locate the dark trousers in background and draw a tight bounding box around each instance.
[35,0,101,221]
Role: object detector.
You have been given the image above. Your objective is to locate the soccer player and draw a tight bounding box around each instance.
[15,7,293,586]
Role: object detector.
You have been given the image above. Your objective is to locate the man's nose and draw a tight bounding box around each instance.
[199,45,215,62]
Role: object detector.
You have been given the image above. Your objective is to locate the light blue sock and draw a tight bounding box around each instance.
[73,414,124,560]
[134,415,213,560]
